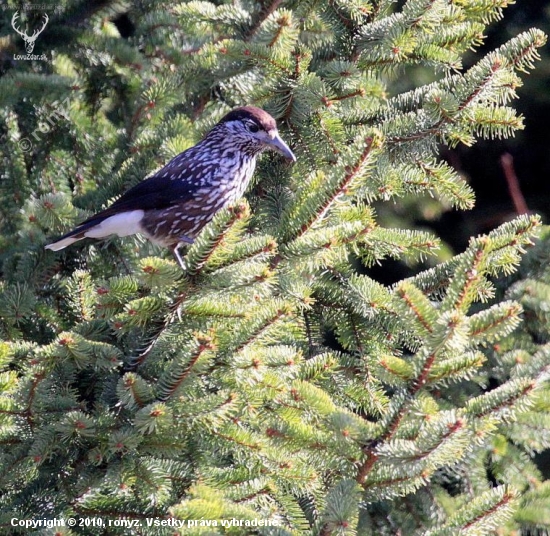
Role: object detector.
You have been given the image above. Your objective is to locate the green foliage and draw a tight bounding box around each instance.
[0,0,548,534]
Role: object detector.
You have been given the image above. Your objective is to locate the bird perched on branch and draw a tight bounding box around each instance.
[45,106,296,268]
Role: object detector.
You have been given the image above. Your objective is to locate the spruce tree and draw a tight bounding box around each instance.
[0,1,548,534]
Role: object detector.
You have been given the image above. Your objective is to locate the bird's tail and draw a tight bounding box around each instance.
[45,227,88,251]
[45,210,146,251]
[45,216,106,251]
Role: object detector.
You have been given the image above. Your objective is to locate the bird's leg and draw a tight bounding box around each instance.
[171,238,194,322]
[172,244,186,270]
[171,236,194,270]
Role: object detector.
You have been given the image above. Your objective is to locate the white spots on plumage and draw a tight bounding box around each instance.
[154,220,166,232]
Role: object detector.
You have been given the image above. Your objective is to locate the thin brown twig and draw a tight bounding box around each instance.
[500,152,529,215]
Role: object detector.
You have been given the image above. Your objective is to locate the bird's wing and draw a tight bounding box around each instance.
[80,157,207,225]
[47,154,210,244]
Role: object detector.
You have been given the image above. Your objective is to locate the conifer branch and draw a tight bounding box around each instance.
[233,487,271,503]
[452,241,486,312]
[268,13,291,48]
[24,372,45,431]
[386,56,517,145]
[212,429,261,450]
[240,47,292,75]
[245,0,284,41]
[132,278,198,366]
[158,335,216,401]
[469,302,521,339]
[296,137,376,239]
[395,286,434,334]
[461,491,516,531]
[322,89,366,107]
[124,375,146,409]
[467,380,537,420]
[233,308,290,353]
[185,203,249,276]
[316,112,341,156]
[356,350,439,485]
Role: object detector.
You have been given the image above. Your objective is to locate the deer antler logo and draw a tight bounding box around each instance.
[12,11,49,54]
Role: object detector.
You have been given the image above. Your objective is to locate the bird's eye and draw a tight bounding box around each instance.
[247,122,260,133]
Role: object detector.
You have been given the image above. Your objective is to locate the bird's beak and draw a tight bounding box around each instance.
[268,131,296,162]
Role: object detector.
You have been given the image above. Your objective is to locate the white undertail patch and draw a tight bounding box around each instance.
[45,210,145,251]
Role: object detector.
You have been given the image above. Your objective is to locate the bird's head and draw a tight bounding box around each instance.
[214,106,296,162]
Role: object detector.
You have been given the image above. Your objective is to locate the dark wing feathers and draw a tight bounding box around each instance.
[53,158,200,242]
[81,159,200,224]
[84,175,194,221]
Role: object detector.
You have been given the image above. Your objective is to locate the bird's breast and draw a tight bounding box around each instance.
[139,155,257,247]
[219,157,256,204]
